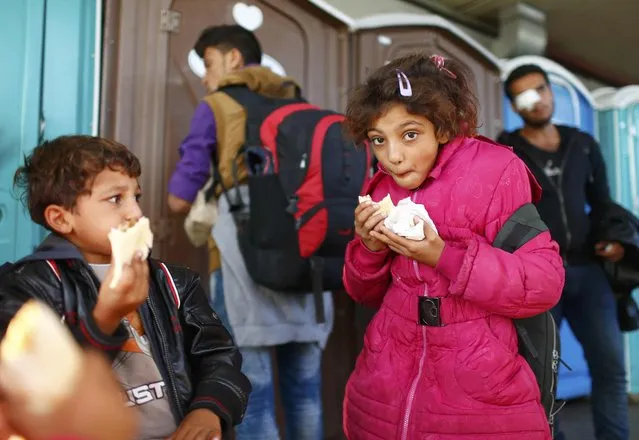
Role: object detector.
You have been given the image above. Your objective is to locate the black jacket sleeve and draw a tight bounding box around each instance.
[0,267,53,336]
[0,261,127,359]
[179,273,251,432]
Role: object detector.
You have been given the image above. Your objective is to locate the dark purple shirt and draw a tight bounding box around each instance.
[168,102,217,202]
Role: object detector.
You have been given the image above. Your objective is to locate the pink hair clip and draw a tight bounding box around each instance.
[430,55,457,79]
[396,69,412,97]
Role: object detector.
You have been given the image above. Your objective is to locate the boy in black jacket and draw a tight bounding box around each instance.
[0,135,251,440]
[498,64,628,440]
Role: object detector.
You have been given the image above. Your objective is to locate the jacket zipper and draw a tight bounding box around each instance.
[548,316,560,435]
[401,285,428,440]
[80,262,189,421]
[400,192,429,440]
[146,295,184,419]
[516,141,573,262]
[556,151,572,261]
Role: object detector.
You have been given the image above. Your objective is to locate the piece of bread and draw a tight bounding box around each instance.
[377,194,395,216]
[358,194,395,216]
[0,301,83,415]
[108,217,154,289]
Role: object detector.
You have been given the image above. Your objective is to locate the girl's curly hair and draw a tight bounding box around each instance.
[344,53,479,144]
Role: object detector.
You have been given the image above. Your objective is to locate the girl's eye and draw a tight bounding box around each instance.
[135,194,142,203]
[404,131,418,141]
[370,137,384,146]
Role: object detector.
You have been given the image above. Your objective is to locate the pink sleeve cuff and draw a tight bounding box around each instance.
[435,243,466,283]
[349,238,391,274]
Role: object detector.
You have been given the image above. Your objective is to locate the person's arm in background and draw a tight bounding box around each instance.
[167,102,217,214]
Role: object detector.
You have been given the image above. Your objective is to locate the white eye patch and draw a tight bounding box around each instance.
[515,89,542,112]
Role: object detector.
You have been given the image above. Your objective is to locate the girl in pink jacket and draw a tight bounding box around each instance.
[342,53,565,440]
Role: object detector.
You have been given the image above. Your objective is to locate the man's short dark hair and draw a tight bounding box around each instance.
[504,64,550,101]
[194,25,262,65]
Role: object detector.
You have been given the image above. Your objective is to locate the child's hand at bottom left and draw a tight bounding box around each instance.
[169,409,222,440]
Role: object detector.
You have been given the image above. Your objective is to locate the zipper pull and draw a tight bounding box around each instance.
[300,153,307,169]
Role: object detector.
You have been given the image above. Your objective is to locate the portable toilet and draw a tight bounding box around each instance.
[501,55,597,400]
[350,12,504,139]
[593,85,639,396]
[0,1,100,265]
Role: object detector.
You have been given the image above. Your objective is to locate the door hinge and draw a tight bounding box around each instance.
[160,9,181,33]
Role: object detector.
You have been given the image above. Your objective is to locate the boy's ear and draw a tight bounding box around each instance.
[228,48,244,69]
[43,205,74,235]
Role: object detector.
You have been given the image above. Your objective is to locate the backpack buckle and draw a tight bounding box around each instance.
[418,297,443,327]
[286,196,298,214]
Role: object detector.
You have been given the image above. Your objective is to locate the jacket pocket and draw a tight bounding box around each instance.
[363,309,391,354]
[453,318,537,406]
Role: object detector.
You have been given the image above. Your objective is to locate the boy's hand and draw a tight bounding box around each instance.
[93,253,150,335]
[169,409,222,440]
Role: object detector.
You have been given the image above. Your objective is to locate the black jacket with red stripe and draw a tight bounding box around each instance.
[0,234,251,438]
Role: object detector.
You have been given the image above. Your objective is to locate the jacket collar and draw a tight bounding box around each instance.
[18,233,84,263]
[428,136,466,180]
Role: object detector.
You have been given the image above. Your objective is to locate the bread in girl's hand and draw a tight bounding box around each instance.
[108,216,153,289]
[358,194,395,216]
[0,300,83,415]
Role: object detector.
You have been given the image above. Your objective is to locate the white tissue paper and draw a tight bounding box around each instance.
[383,197,438,241]
[514,88,542,112]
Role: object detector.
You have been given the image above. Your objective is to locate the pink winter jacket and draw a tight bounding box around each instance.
[343,136,564,440]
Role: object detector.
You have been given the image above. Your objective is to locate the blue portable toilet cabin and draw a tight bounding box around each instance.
[0,0,101,265]
[500,55,597,400]
[593,85,639,395]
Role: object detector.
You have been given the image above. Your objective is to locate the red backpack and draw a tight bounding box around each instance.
[213,85,372,322]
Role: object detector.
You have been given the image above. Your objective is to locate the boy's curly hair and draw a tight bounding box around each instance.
[13,135,141,229]
[344,53,479,144]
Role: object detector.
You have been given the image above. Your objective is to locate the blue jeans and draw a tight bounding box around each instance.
[208,270,324,440]
[552,264,629,440]
[209,269,232,331]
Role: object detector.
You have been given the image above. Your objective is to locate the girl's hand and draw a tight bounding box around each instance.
[354,201,388,252]
[371,217,445,266]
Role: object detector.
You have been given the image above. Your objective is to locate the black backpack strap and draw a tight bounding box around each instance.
[207,85,261,211]
[492,203,550,359]
[493,203,561,431]
[492,203,548,253]
[280,80,302,99]
[218,85,265,146]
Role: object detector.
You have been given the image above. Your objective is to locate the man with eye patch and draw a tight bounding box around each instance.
[498,64,629,440]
